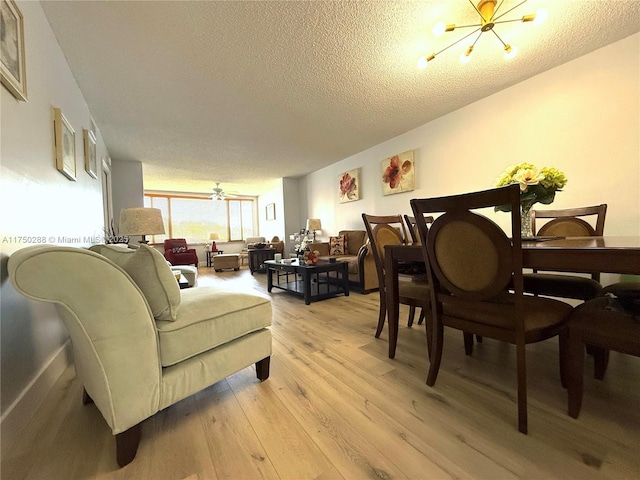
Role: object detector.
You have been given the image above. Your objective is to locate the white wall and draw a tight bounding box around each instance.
[304,34,640,243]
[0,1,107,449]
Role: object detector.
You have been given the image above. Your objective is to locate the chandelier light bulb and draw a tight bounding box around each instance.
[433,21,446,37]
[504,44,518,60]
[534,8,548,26]
[460,45,473,64]
[417,56,428,69]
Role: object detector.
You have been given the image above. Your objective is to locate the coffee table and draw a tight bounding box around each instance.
[265,259,349,304]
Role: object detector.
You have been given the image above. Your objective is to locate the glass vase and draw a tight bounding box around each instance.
[520,201,535,239]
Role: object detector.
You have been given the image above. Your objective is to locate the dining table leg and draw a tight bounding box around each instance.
[385,250,400,359]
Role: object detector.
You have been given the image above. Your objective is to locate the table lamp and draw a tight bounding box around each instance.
[208,232,220,252]
[306,218,322,242]
[119,207,165,244]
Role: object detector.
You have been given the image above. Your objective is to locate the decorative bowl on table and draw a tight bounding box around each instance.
[253,243,267,249]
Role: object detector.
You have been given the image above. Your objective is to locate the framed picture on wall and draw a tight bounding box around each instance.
[83,129,98,179]
[54,107,76,181]
[338,168,360,203]
[381,150,415,196]
[266,203,276,221]
[0,0,27,101]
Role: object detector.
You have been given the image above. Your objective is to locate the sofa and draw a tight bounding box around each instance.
[308,230,378,293]
[8,244,272,467]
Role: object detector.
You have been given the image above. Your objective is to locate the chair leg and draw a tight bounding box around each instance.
[463,332,474,356]
[417,309,425,326]
[116,423,141,467]
[558,330,569,389]
[426,320,443,387]
[375,288,386,338]
[407,305,416,327]
[256,357,271,381]
[568,329,586,419]
[475,335,483,343]
[515,341,528,434]
[592,347,610,380]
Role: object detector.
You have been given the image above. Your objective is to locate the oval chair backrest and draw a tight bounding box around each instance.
[427,211,513,301]
[538,217,596,237]
[372,224,404,260]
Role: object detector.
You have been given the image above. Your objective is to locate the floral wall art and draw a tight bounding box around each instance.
[338,168,360,203]
[381,150,415,196]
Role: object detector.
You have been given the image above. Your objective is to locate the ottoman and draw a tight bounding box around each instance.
[213,254,240,271]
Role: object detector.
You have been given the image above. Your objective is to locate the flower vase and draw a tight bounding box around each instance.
[520,202,535,239]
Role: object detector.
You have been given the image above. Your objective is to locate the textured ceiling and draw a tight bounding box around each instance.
[41,0,640,197]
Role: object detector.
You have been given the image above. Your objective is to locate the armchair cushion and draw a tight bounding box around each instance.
[90,244,181,321]
[329,235,347,255]
[155,287,271,366]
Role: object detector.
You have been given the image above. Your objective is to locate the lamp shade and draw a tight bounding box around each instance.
[306,218,322,232]
[209,232,220,240]
[119,208,165,243]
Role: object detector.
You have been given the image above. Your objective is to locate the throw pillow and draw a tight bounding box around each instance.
[91,244,181,321]
[329,235,346,255]
[172,246,187,254]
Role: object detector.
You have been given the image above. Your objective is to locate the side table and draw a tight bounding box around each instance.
[248,248,275,274]
[206,250,224,267]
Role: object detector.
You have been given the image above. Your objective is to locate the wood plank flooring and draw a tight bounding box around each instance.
[2,267,639,479]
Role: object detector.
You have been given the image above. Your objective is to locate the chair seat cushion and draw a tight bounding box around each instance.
[523,273,602,301]
[155,287,271,367]
[443,292,572,333]
[569,297,640,355]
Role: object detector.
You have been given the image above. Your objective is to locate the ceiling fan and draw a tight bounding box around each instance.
[209,183,237,201]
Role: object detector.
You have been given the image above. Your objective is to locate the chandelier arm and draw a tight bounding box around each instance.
[470,30,483,48]
[467,0,482,18]
[489,28,508,47]
[447,22,483,29]
[493,18,528,25]
[435,27,483,57]
[492,0,506,20]
[493,0,528,22]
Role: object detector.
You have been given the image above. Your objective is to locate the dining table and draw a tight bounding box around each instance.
[384,236,640,359]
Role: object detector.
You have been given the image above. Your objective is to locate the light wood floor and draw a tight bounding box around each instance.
[3,267,639,479]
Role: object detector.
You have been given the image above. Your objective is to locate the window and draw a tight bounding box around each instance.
[144,194,255,244]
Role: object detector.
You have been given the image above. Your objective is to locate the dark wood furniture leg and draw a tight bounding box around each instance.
[256,357,271,381]
[116,423,142,467]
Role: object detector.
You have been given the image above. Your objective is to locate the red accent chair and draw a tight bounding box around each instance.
[163,239,198,267]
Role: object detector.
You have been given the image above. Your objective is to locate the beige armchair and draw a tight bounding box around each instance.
[8,244,272,467]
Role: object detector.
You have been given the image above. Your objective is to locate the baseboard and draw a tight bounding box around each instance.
[1,340,72,458]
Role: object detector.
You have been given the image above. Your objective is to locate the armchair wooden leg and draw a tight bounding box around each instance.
[256,357,271,381]
[116,423,141,467]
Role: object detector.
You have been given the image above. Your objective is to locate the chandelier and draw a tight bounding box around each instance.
[418,0,547,68]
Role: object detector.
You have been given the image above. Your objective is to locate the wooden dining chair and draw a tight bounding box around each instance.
[362,214,429,349]
[411,184,573,433]
[524,204,608,301]
[566,282,640,418]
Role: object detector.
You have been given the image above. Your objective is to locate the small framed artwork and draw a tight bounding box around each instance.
[339,168,360,203]
[53,107,76,181]
[381,150,415,196]
[266,203,276,221]
[83,129,97,179]
[90,117,97,138]
[0,0,27,101]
